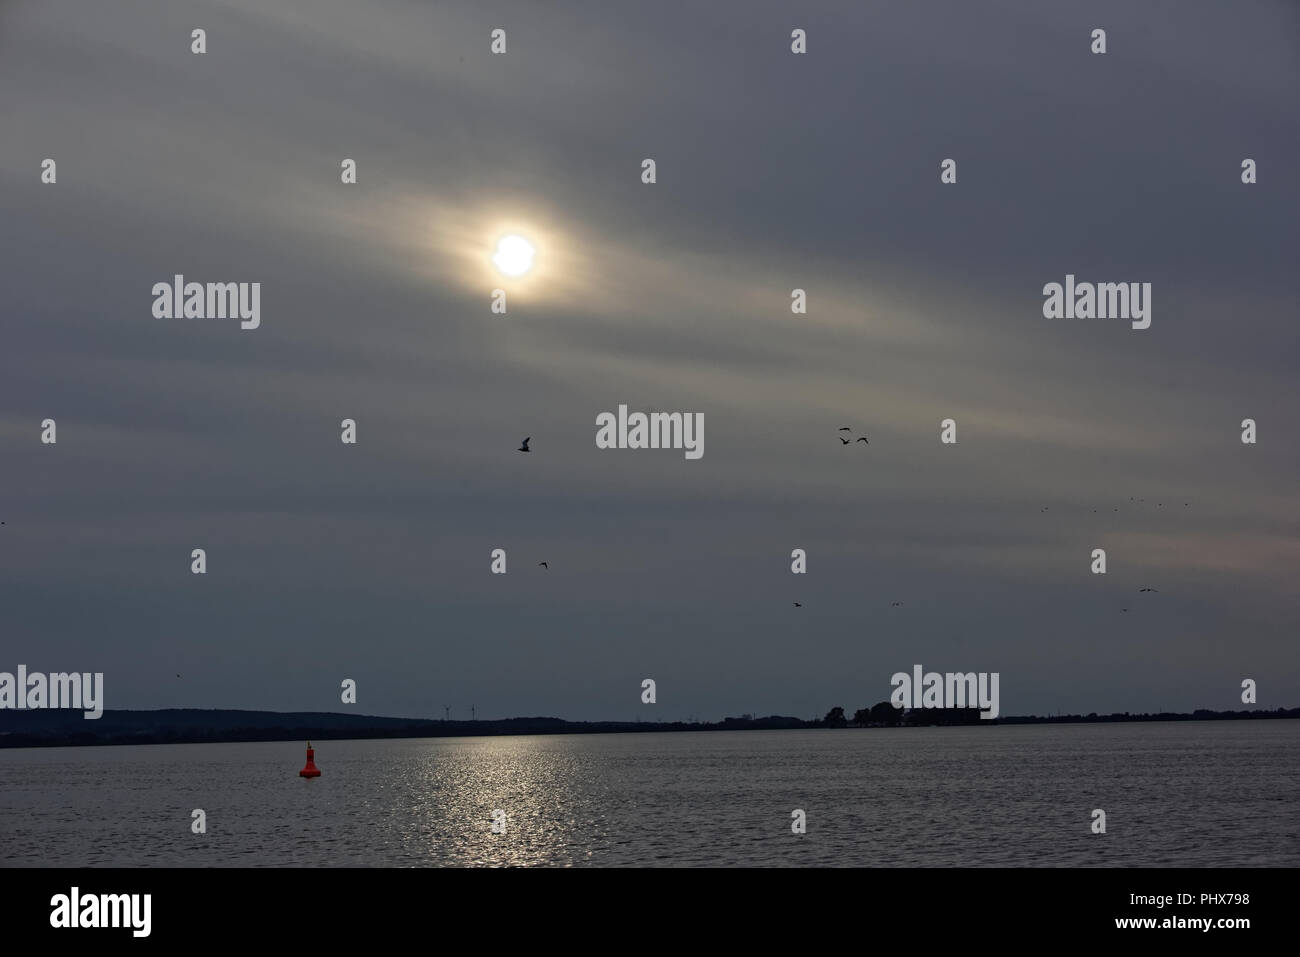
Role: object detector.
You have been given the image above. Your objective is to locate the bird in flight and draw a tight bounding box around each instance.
[1138,588,1159,593]
[838,427,851,431]
[890,601,903,607]
[856,437,869,444]
[793,602,802,608]
[518,437,530,452]
[1121,608,1129,613]
[537,562,548,569]
[838,437,850,445]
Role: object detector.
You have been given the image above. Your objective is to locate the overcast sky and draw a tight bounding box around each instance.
[1,0,1297,721]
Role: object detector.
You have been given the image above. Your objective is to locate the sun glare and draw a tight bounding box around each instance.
[492,234,536,277]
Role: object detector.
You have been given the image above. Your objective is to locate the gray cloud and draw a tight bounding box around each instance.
[1,0,1297,721]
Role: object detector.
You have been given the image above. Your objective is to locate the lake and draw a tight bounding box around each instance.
[2,721,1296,866]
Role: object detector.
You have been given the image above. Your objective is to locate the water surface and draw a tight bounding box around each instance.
[2,722,1296,866]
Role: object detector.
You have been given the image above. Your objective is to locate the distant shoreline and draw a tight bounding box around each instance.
[1,707,1295,750]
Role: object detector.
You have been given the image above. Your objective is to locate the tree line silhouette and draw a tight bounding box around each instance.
[822,702,983,728]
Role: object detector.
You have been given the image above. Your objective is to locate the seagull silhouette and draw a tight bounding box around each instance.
[890,601,903,607]
[856,437,869,444]
[537,562,548,569]
[1139,588,1159,593]
[518,437,530,452]
[793,602,802,607]
[838,437,850,445]
[838,427,851,431]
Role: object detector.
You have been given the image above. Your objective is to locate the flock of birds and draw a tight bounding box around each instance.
[0,427,1178,691]
[1043,498,1190,514]
[517,438,548,568]
[793,589,1161,610]
[2,433,1186,606]
[786,427,1177,613]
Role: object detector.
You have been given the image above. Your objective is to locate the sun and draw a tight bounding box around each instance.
[492,234,536,277]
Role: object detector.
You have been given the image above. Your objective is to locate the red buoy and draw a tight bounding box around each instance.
[299,742,321,778]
